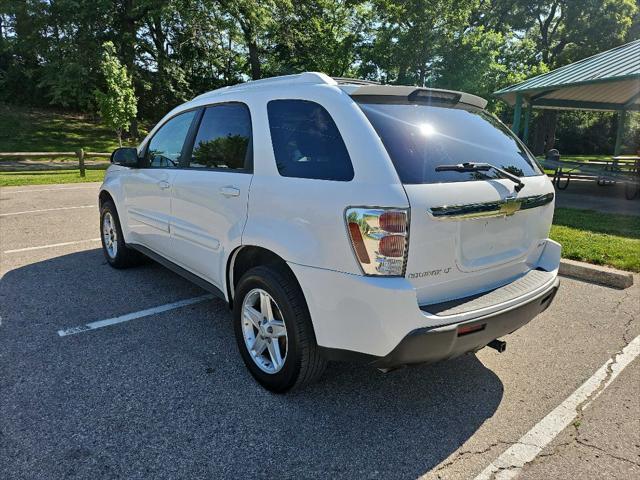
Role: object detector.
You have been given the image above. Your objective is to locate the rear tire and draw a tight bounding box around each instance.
[100,200,144,268]
[233,265,326,392]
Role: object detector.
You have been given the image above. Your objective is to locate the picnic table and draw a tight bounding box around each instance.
[542,153,639,200]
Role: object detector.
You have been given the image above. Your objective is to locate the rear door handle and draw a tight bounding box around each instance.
[158,180,171,190]
[220,186,240,197]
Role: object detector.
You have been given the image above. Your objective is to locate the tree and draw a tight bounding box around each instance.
[358,0,476,85]
[0,0,636,157]
[269,0,368,77]
[486,0,637,153]
[221,0,281,80]
[95,41,137,146]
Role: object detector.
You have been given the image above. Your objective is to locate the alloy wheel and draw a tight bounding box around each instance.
[241,288,288,374]
[102,212,118,259]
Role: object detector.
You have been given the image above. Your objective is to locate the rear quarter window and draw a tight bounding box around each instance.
[358,102,542,184]
[267,99,354,181]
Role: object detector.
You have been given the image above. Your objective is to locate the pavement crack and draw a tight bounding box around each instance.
[486,439,574,480]
[574,438,640,467]
[526,340,637,471]
[436,440,544,479]
[611,289,638,344]
[621,311,638,344]
[434,441,516,472]
[612,289,632,315]
[572,341,625,431]
[485,339,636,480]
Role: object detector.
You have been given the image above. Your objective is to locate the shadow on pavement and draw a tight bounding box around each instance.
[1,249,504,479]
[553,179,640,217]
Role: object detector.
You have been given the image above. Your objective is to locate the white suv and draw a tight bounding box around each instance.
[100,72,560,392]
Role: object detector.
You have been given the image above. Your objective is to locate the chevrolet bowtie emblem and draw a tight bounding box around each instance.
[500,198,521,216]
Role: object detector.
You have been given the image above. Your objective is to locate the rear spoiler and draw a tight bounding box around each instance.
[343,84,488,110]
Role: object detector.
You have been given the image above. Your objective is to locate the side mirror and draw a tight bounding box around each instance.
[111,147,140,167]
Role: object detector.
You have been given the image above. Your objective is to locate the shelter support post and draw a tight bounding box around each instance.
[523,103,532,144]
[614,110,627,156]
[512,93,523,136]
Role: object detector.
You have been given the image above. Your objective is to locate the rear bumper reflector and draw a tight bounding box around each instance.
[457,323,486,337]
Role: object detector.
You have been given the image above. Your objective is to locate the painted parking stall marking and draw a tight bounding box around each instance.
[57,294,215,337]
[474,333,640,480]
[4,238,101,254]
[0,185,99,194]
[0,204,95,217]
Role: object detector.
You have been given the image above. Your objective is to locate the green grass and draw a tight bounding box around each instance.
[0,168,106,186]
[556,155,611,162]
[551,208,640,272]
[0,103,144,185]
[538,155,613,175]
[537,155,611,163]
[0,103,134,153]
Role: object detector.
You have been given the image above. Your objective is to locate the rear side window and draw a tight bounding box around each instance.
[147,110,197,168]
[267,100,354,181]
[190,103,252,170]
[358,102,542,184]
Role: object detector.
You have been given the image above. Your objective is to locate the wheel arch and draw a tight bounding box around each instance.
[98,187,132,243]
[98,189,115,209]
[226,245,300,309]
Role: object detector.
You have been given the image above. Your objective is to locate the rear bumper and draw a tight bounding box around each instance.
[288,239,561,361]
[370,278,558,368]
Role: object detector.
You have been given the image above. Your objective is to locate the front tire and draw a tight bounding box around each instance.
[100,200,144,268]
[233,265,326,392]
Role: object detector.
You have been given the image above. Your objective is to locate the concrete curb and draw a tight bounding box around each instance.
[559,259,634,289]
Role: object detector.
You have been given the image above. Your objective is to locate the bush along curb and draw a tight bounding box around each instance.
[559,259,634,289]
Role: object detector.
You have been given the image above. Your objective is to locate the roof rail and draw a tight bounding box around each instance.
[192,72,336,101]
[332,77,381,86]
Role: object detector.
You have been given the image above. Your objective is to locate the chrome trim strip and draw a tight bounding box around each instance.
[429,192,554,220]
[519,192,556,210]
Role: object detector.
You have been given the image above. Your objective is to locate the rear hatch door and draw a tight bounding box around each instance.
[356,95,555,305]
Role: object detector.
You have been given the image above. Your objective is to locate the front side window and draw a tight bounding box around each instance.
[267,99,354,181]
[190,103,252,170]
[358,102,542,184]
[146,110,197,168]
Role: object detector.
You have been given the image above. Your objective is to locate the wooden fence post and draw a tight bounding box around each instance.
[77,148,85,177]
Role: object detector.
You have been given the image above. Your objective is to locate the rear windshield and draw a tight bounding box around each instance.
[357,102,542,184]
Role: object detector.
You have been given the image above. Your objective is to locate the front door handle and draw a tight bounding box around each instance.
[220,186,240,197]
[158,180,171,190]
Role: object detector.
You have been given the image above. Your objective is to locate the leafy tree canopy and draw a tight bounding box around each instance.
[94,41,137,146]
[0,0,638,152]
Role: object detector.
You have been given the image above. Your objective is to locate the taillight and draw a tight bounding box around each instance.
[379,211,407,233]
[348,221,371,264]
[379,235,405,257]
[345,207,409,276]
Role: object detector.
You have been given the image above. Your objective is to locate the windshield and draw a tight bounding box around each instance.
[357,102,542,184]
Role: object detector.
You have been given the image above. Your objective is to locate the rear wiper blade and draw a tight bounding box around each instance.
[435,162,525,192]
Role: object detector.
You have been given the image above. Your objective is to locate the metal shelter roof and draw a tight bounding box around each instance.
[494,40,640,111]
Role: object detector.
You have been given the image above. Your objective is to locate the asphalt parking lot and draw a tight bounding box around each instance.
[1,182,639,480]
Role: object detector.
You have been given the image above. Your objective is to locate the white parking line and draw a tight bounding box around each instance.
[474,334,640,480]
[4,238,101,253]
[57,294,214,337]
[0,185,99,194]
[0,205,95,217]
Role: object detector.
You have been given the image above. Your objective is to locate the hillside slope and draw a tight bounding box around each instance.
[0,103,132,152]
